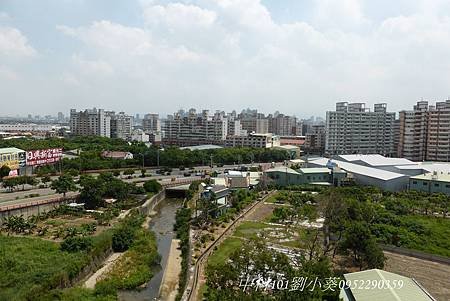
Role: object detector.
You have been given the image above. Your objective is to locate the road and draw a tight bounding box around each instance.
[0,174,202,210]
[0,161,280,209]
[184,191,275,301]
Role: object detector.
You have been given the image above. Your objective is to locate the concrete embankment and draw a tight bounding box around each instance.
[159,239,182,301]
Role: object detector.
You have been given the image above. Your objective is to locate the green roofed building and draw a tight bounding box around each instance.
[340,269,435,301]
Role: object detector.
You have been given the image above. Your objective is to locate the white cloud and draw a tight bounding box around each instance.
[39,1,450,115]
[143,3,217,29]
[313,0,370,30]
[0,26,36,57]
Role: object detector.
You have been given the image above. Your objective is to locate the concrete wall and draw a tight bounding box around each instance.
[139,190,166,216]
[0,197,74,225]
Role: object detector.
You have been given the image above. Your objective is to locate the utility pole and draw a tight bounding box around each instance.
[157,149,160,167]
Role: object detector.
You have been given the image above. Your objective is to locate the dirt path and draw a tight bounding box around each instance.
[159,239,182,301]
[185,191,276,301]
[84,252,123,289]
[384,251,450,301]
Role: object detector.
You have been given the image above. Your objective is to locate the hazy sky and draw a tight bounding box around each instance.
[1,0,450,118]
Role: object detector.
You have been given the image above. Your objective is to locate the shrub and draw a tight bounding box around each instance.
[112,227,134,252]
[61,236,93,252]
[143,180,162,193]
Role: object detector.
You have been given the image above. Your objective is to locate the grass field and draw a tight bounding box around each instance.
[398,215,450,257]
[207,237,243,267]
[232,221,277,239]
[0,235,90,301]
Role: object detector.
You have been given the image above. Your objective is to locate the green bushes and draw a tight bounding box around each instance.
[0,235,91,301]
[112,227,134,252]
[174,207,192,301]
[143,179,162,193]
[95,227,159,292]
[61,236,93,252]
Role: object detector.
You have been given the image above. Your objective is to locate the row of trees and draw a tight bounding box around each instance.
[2,175,38,191]
[2,136,291,176]
[206,238,339,301]
[49,173,144,209]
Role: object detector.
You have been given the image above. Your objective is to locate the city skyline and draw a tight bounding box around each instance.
[2,0,450,116]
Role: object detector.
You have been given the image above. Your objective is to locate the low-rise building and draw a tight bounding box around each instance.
[225,170,250,189]
[0,147,26,176]
[274,145,301,159]
[340,269,434,301]
[409,172,450,195]
[225,133,280,148]
[264,166,346,187]
[308,157,410,191]
[101,151,133,160]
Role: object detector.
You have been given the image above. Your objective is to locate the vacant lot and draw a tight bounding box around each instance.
[385,251,450,301]
[0,235,89,300]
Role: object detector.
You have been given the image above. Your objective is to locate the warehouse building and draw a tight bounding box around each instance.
[409,172,450,195]
[309,157,410,191]
[264,166,347,187]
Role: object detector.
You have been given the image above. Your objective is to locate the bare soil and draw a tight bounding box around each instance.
[384,251,450,301]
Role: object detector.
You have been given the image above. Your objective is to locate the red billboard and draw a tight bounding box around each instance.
[26,148,63,166]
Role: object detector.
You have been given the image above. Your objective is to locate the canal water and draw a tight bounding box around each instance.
[119,199,180,301]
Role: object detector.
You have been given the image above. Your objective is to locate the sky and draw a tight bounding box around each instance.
[1,0,450,118]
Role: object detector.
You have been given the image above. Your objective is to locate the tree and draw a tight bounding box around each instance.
[51,174,77,198]
[2,177,18,191]
[123,169,135,178]
[79,176,105,209]
[339,222,384,270]
[143,180,162,193]
[41,175,51,187]
[0,165,10,181]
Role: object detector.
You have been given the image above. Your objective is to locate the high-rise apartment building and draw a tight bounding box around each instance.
[70,108,111,137]
[269,114,298,136]
[239,117,269,134]
[427,100,450,161]
[304,124,326,153]
[399,100,450,161]
[398,101,428,161]
[325,102,395,156]
[110,112,133,140]
[142,113,161,134]
[162,109,228,146]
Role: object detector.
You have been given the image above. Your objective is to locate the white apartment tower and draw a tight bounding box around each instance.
[325,102,396,156]
[162,109,228,146]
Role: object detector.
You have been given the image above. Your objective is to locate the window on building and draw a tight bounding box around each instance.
[434,183,439,187]
[412,181,417,184]
[423,182,427,186]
